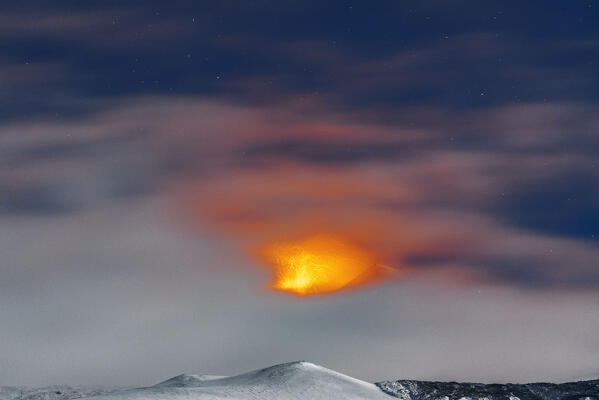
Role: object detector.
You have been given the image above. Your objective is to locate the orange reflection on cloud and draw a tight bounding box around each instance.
[168,103,473,296]
[257,233,393,296]
[174,162,430,296]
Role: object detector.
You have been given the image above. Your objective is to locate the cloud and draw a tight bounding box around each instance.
[2,91,597,288]
[0,8,194,47]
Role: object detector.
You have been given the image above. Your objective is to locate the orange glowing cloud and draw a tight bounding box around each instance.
[167,102,476,296]
[173,160,465,296]
[257,233,392,296]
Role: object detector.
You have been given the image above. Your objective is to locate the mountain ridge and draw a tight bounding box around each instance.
[376,378,599,399]
[2,361,597,400]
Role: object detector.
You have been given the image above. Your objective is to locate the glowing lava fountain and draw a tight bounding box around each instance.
[258,234,390,296]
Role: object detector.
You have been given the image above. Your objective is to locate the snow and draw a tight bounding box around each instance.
[91,361,392,400]
[4,362,598,400]
[153,375,227,388]
[0,386,120,400]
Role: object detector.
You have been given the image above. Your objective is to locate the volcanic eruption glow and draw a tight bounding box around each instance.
[259,234,388,296]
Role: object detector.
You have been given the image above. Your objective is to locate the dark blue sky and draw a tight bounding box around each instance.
[3,2,598,115]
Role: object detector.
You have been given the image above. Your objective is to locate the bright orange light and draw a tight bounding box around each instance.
[258,234,389,296]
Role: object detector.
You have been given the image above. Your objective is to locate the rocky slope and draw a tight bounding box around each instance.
[376,378,599,399]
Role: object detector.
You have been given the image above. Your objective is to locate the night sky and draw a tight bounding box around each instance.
[1,1,599,387]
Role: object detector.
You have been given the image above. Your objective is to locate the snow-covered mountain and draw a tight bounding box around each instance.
[2,361,597,400]
[91,361,390,400]
[0,386,121,400]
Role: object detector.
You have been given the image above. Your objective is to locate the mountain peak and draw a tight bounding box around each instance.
[153,373,225,388]
[141,361,389,399]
